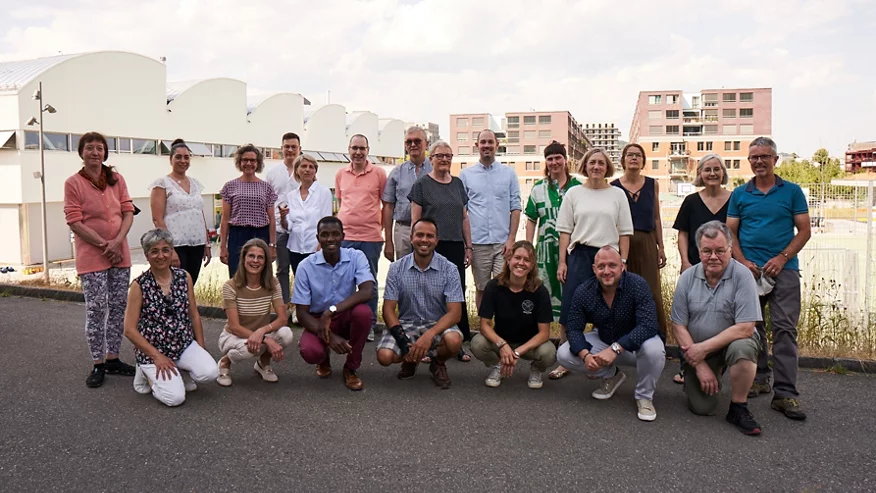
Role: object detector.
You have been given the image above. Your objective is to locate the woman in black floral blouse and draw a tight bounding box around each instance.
[124,229,219,406]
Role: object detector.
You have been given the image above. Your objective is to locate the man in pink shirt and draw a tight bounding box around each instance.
[335,134,387,339]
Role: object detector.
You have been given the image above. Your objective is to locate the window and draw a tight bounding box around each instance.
[703,93,718,107]
[24,131,39,150]
[648,110,661,120]
[740,92,754,102]
[691,96,700,108]
[119,138,132,153]
[651,142,659,152]
[222,144,238,158]
[649,125,663,135]
[704,109,718,122]
[732,159,741,169]
[648,95,662,104]
[538,129,552,139]
[739,108,754,118]
[697,142,704,151]
[458,146,470,156]
[524,145,537,154]
[525,161,541,171]
[723,93,737,102]
[723,125,737,135]
[460,162,467,169]
[523,115,536,126]
[472,132,479,140]
[212,144,222,157]
[667,94,679,104]
[739,124,754,135]
[106,137,117,153]
[666,110,679,119]
[733,141,741,151]
[507,131,519,144]
[507,116,519,129]
[505,146,520,155]
[70,134,82,151]
[538,115,551,124]
[723,109,736,119]
[724,142,732,151]
[706,142,713,151]
[25,132,69,151]
[472,146,478,155]
[456,117,469,128]
[725,160,731,168]
[665,125,679,134]
[471,117,485,128]
[652,160,659,170]
[523,130,536,139]
[704,125,718,135]
[133,139,157,155]
[456,132,468,142]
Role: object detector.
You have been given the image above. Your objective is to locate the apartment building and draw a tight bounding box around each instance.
[583,122,622,166]
[629,88,772,193]
[405,121,440,143]
[447,111,591,199]
[845,141,876,172]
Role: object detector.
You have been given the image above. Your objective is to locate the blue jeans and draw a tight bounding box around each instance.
[228,225,270,278]
[341,240,383,328]
[559,245,599,326]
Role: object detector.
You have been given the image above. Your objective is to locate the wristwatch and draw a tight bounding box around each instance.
[328,305,337,315]
[268,243,276,247]
[610,342,623,354]
[621,258,627,264]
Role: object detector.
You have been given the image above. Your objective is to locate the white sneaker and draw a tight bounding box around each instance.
[183,372,197,392]
[367,330,376,342]
[637,399,657,421]
[133,364,151,394]
[527,364,544,389]
[485,365,502,388]
[592,369,626,400]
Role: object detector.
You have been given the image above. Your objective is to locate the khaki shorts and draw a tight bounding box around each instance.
[393,222,412,259]
[471,243,505,291]
[684,336,759,416]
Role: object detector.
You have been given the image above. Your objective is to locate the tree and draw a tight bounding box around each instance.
[775,148,844,184]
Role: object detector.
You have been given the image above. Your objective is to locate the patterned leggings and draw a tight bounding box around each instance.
[80,267,130,361]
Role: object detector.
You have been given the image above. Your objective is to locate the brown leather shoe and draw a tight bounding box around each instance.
[343,367,363,391]
[430,360,451,389]
[316,364,332,379]
[397,361,417,380]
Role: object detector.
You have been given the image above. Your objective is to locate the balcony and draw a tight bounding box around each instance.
[683,117,702,124]
[669,163,689,176]
[669,148,688,156]
[683,131,703,137]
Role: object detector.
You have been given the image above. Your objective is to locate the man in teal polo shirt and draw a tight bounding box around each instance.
[727,136,811,421]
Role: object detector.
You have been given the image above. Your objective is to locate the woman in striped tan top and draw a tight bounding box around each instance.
[217,238,293,386]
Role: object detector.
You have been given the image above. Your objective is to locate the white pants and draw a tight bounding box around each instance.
[217,326,295,363]
[557,331,666,400]
[138,342,219,407]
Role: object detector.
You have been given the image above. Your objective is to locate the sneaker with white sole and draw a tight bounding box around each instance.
[367,330,376,342]
[636,399,657,421]
[133,365,151,394]
[183,372,197,392]
[592,369,626,400]
[485,364,502,388]
[527,364,544,389]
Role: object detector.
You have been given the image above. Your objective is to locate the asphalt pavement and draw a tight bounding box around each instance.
[1,296,874,492]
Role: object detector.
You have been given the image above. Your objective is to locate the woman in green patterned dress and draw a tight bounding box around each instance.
[524,141,581,380]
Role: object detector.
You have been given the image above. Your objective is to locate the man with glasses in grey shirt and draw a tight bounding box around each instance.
[671,220,763,435]
[383,126,432,261]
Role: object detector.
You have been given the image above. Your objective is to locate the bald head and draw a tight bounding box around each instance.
[593,245,624,289]
[594,245,622,263]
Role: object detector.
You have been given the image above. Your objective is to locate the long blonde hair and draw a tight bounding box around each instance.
[232,238,274,290]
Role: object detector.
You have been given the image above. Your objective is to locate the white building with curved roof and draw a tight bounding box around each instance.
[0,51,406,266]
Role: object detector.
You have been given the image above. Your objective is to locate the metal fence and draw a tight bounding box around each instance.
[660,180,876,357]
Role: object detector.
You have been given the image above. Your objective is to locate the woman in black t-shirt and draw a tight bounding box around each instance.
[671,153,731,384]
[470,241,557,389]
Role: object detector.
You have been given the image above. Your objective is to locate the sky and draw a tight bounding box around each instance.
[1,0,874,158]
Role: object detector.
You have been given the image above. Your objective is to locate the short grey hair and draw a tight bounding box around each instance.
[429,140,452,155]
[694,153,728,187]
[749,136,777,155]
[405,126,428,140]
[694,220,733,249]
[140,228,174,251]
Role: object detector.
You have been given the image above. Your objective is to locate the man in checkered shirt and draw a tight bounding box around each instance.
[376,218,465,389]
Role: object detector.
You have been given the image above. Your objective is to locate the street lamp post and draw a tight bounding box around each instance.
[29,82,56,282]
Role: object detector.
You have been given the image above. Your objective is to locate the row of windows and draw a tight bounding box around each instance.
[455,116,486,129]
[648,124,755,136]
[650,159,742,170]
[505,114,552,129]
[649,108,754,120]
[650,140,745,152]
[651,92,755,106]
[18,131,365,163]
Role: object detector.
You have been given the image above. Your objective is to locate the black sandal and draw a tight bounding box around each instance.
[105,358,136,376]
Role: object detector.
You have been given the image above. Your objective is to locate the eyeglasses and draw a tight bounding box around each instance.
[240,158,258,164]
[431,153,453,160]
[405,139,423,146]
[350,146,368,152]
[699,248,728,258]
[748,155,775,162]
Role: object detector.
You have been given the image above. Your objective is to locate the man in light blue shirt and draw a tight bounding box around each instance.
[293,216,374,391]
[377,218,464,388]
[460,129,521,309]
[382,126,432,261]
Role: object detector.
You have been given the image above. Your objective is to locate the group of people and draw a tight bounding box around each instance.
[63,128,810,436]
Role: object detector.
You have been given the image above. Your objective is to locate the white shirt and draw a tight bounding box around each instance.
[265,162,298,233]
[556,185,633,252]
[148,176,207,246]
[284,181,334,253]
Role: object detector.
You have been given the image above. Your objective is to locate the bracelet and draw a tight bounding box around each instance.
[465,246,473,251]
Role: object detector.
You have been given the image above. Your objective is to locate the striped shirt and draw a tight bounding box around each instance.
[383,252,464,324]
[222,278,282,332]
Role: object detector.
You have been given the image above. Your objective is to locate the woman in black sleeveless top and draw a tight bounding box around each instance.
[610,143,667,335]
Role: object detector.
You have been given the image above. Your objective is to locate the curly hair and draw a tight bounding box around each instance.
[234,144,265,173]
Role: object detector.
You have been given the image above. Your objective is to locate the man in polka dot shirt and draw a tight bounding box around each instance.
[557,246,666,422]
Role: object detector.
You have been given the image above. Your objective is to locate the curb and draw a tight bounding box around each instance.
[3,283,873,373]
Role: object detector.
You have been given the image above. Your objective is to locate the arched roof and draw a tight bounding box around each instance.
[0,51,163,92]
[166,79,204,103]
[246,92,311,115]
